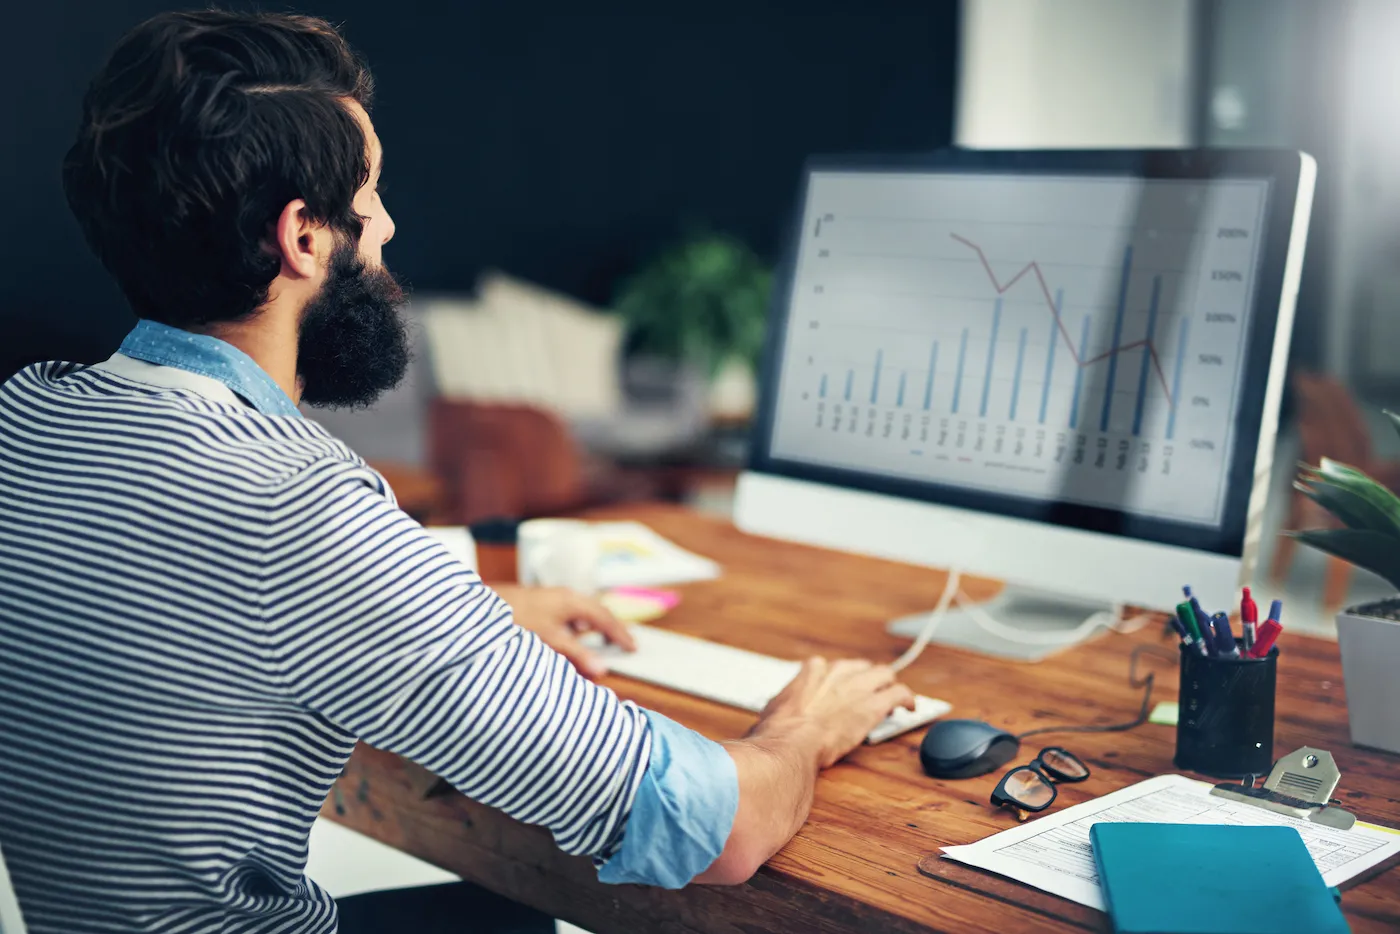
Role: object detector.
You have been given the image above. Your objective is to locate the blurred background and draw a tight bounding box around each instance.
[4,0,1400,624]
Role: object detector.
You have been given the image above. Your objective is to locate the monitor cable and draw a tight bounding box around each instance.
[891,565,1159,672]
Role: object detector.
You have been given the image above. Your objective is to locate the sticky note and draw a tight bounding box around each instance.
[600,589,679,624]
[1149,702,1179,726]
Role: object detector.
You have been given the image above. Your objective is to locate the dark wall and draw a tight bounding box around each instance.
[0,1,959,381]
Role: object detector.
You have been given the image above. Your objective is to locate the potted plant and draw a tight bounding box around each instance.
[613,231,772,421]
[1293,413,1400,754]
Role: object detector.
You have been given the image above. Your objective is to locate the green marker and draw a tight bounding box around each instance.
[1176,601,1209,656]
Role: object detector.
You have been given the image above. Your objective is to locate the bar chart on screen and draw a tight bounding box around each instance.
[769,172,1271,525]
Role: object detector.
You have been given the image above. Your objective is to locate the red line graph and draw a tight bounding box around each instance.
[950,233,1175,406]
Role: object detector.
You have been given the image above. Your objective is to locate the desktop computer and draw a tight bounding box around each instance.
[737,150,1315,660]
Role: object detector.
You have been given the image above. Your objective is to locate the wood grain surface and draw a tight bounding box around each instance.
[322,504,1400,933]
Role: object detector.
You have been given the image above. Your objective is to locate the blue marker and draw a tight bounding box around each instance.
[1211,612,1240,658]
[1189,597,1214,655]
[1183,584,1194,599]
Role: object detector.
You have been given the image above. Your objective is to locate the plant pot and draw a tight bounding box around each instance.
[1336,597,1400,754]
[706,356,757,422]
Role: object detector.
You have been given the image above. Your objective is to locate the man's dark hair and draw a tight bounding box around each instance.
[63,10,374,327]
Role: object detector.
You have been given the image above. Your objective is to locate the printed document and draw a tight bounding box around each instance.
[941,773,1400,910]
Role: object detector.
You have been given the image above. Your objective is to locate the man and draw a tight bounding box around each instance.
[0,10,913,934]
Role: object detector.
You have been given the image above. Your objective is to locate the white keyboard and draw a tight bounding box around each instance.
[586,625,951,744]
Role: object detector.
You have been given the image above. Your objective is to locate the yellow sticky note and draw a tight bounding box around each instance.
[599,592,670,624]
[1149,702,1179,726]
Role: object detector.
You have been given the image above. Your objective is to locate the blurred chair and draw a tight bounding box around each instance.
[428,398,670,525]
[308,279,709,525]
[1271,371,1400,609]
[422,277,709,462]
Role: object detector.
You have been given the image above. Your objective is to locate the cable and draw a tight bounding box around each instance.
[890,566,962,672]
[1014,644,1177,741]
[951,589,1124,646]
[891,568,1155,672]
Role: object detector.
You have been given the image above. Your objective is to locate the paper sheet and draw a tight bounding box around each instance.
[941,774,1400,911]
[590,522,721,588]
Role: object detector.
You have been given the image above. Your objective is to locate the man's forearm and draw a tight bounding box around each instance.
[693,723,824,884]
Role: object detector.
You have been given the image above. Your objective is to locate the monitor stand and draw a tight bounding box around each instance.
[886,585,1115,663]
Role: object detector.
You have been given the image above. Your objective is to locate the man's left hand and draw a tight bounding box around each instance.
[491,585,635,679]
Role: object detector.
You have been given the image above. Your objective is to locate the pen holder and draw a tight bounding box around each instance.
[1174,641,1277,779]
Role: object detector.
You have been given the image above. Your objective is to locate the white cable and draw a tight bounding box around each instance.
[952,589,1123,645]
[891,570,1151,671]
[890,566,962,672]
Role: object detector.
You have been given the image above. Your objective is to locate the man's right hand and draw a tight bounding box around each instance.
[751,658,916,769]
[697,658,916,885]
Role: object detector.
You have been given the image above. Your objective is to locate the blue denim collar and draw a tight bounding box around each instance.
[117,320,302,418]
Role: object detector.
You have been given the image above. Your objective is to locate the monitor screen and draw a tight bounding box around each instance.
[760,163,1280,552]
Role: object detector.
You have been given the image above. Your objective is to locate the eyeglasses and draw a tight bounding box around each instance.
[989,747,1090,820]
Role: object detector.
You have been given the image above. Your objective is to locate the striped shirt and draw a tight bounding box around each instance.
[0,323,735,934]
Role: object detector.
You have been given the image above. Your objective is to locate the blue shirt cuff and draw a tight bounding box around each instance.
[598,709,738,888]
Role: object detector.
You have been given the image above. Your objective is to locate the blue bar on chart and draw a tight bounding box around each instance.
[953,329,969,414]
[1010,328,1028,420]
[871,349,883,405]
[1039,289,1062,424]
[820,374,828,398]
[897,371,907,407]
[1167,317,1190,440]
[1131,275,1163,436]
[844,369,853,402]
[980,297,1003,418]
[1070,315,1091,430]
[923,341,939,410]
[1099,245,1135,432]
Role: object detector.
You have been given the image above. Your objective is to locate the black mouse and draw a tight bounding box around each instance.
[920,719,1020,779]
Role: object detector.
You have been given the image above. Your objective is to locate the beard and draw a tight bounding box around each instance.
[296,241,411,409]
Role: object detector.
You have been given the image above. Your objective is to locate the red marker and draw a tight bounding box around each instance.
[1240,587,1259,653]
[1249,600,1283,658]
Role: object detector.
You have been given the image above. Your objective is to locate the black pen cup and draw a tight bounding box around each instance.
[1174,641,1277,779]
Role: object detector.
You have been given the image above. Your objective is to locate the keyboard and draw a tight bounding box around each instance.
[586,625,951,744]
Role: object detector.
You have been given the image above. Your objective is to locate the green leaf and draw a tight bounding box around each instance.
[1313,457,1400,531]
[1291,528,1400,592]
[1385,410,1400,445]
[1294,476,1400,535]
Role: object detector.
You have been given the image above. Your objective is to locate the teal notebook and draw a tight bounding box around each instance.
[1090,823,1350,934]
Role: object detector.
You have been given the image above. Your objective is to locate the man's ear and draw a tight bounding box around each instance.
[271,199,326,280]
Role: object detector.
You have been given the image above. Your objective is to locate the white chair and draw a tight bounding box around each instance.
[0,843,28,934]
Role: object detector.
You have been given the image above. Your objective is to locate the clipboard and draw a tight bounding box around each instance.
[1209,746,1356,830]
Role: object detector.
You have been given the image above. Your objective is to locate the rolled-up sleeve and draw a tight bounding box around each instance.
[598,709,738,888]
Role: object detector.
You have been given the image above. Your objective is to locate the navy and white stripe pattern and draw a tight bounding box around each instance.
[0,359,654,933]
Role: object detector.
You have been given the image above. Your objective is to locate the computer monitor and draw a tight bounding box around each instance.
[736,150,1315,659]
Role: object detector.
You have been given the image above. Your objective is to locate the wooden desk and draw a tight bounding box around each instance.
[322,504,1400,933]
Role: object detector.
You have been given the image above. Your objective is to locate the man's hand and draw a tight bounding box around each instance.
[491,585,635,679]
[752,657,916,768]
[696,658,915,884]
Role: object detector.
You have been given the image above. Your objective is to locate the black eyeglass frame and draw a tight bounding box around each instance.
[989,746,1091,814]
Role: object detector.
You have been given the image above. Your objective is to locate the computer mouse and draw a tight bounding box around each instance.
[919,719,1020,779]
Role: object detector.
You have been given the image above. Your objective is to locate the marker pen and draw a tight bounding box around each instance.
[1176,601,1209,656]
[1211,612,1240,658]
[1189,597,1214,655]
[1240,587,1259,653]
[1251,618,1282,658]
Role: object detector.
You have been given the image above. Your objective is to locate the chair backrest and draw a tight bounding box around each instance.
[429,398,587,525]
[0,843,28,934]
[1292,371,1373,469]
